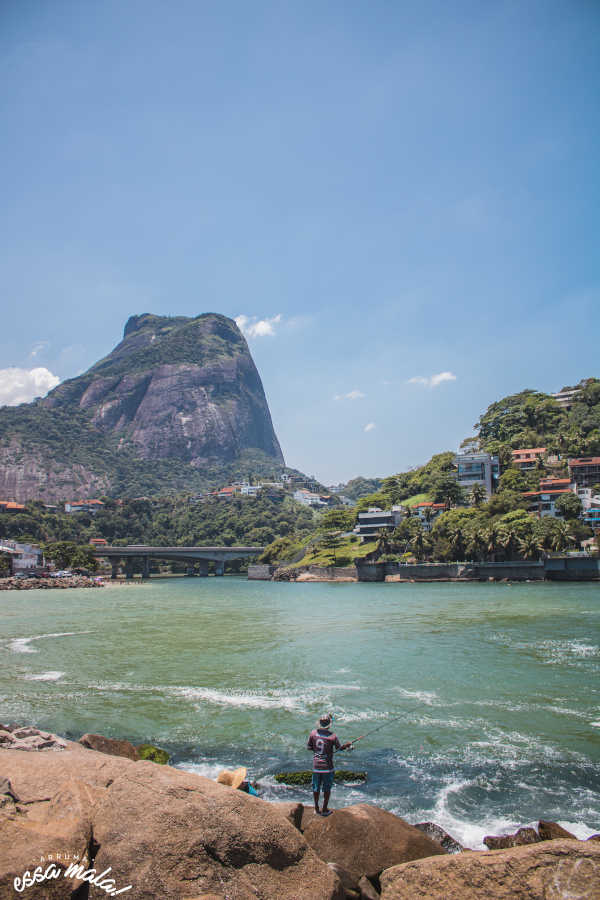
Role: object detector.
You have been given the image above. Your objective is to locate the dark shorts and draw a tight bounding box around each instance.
[312,771,334,792]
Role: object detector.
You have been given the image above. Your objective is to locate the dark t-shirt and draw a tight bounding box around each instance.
[307,728,341,772]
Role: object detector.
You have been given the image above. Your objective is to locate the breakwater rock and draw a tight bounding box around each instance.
[0,742,343,899]
[379,840,600,899]
[0,575,103,590]
[1,730,599,898]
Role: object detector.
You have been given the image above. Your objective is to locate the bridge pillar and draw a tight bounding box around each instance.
[111,562,119,580]
[185,565,196,577]
[125,561,134,580]
[198,560,209,577]
[214,561,224,577]
[142,556,150,579]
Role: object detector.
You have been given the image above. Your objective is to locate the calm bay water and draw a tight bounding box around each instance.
[1,577,599,848]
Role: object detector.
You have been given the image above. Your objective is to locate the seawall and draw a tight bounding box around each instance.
[248,557,600,582]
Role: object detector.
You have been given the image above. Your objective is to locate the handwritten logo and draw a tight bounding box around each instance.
[14,855,132,896]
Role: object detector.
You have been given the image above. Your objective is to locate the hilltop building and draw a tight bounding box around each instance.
[0,501,26,512]
[353,506,405,538]
[293,488,326,507]
[552,388,581,411]
[64,500,104,514]
[454,451,499,497]
[512,448,546,470]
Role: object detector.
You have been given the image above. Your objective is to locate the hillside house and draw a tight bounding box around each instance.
[353,506,405,538]
[64,500,105,514]
[568,457,600,488]
[414,502,446,531]
[512,448,546,470]
[0,501,26,512]
[454,451,499,496]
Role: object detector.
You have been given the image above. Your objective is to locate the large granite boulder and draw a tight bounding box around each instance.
[483,826,541,849]
[269,801,304,830]
[414,821,464,853]
[303,803,446,882]
[538,819,577,841]
[0,747,109,899]
[0,745,343,900]
[79,732,140,761]
[379,839,600,899]
[0,723,67,752]
[89,762,343,899]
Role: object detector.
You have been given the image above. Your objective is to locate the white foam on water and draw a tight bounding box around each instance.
[590,721,600,728]
[8,631,92,654]
[395,688,440,706]
[168,686,305,711]
[176,761,229,780]
[22,671,64,681]
[407,776,523,850]
[556,820,599,840]
[335,709,388,724]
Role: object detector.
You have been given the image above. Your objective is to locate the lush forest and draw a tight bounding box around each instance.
[259,378,600,566]
[2,377,599,570]
[0,494,316,550]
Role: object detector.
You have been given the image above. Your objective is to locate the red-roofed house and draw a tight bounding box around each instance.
[512,448,546,470]
[0,501,26,512]
[522,482,574,518]
[414,502,446,530]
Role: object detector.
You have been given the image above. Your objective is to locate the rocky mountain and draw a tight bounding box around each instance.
[0,313,285,501]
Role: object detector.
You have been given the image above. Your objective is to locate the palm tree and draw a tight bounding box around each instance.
[519,533,543,560]
[551,520,575,553]
[500,527,519,561]
[469,483,486,507]
[485,525,502,562]
[410,530,426,561]
[449,527,466,561]
[376,529,391,558]
[468,531,487,562]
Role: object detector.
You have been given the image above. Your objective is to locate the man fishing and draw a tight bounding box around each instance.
[307,714,351,816]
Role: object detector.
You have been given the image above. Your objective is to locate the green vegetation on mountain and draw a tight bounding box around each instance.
[2,375,599,568]
[335,476,382,501]
[0,312,286,501]
[476,378,600,456]
[257,378,600,567]
[0,495,316,561]
[353,452,456,512]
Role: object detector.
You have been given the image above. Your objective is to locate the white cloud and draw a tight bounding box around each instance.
[407,371,457,389]
[364,422,376,432]
[235,314,282,338]
[334,389,366,401]
[0,367,60,406]
[29,341,49,359]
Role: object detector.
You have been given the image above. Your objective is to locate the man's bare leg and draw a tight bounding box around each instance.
[321,790,332,816]
[313,790,321,814]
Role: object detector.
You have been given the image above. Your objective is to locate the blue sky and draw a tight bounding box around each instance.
[1,0,599,483]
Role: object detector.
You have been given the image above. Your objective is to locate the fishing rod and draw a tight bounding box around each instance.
[335,712,409,751]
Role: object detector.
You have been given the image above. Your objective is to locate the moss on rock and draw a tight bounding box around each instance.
[136,743,170,765]
[275,770,366,785]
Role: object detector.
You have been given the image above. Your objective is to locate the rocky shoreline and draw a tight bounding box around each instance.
[0,575,105,591]
[1,724,599,898]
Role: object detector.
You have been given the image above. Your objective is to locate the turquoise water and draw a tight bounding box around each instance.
[1,577,599,848]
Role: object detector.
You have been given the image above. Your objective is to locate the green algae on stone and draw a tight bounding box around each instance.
[274,770,366,785]
[137,743,170,765]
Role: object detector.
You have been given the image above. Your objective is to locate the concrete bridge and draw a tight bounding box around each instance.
[92,545,265,579]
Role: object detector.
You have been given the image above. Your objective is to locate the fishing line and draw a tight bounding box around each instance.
[337,711,409,751]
